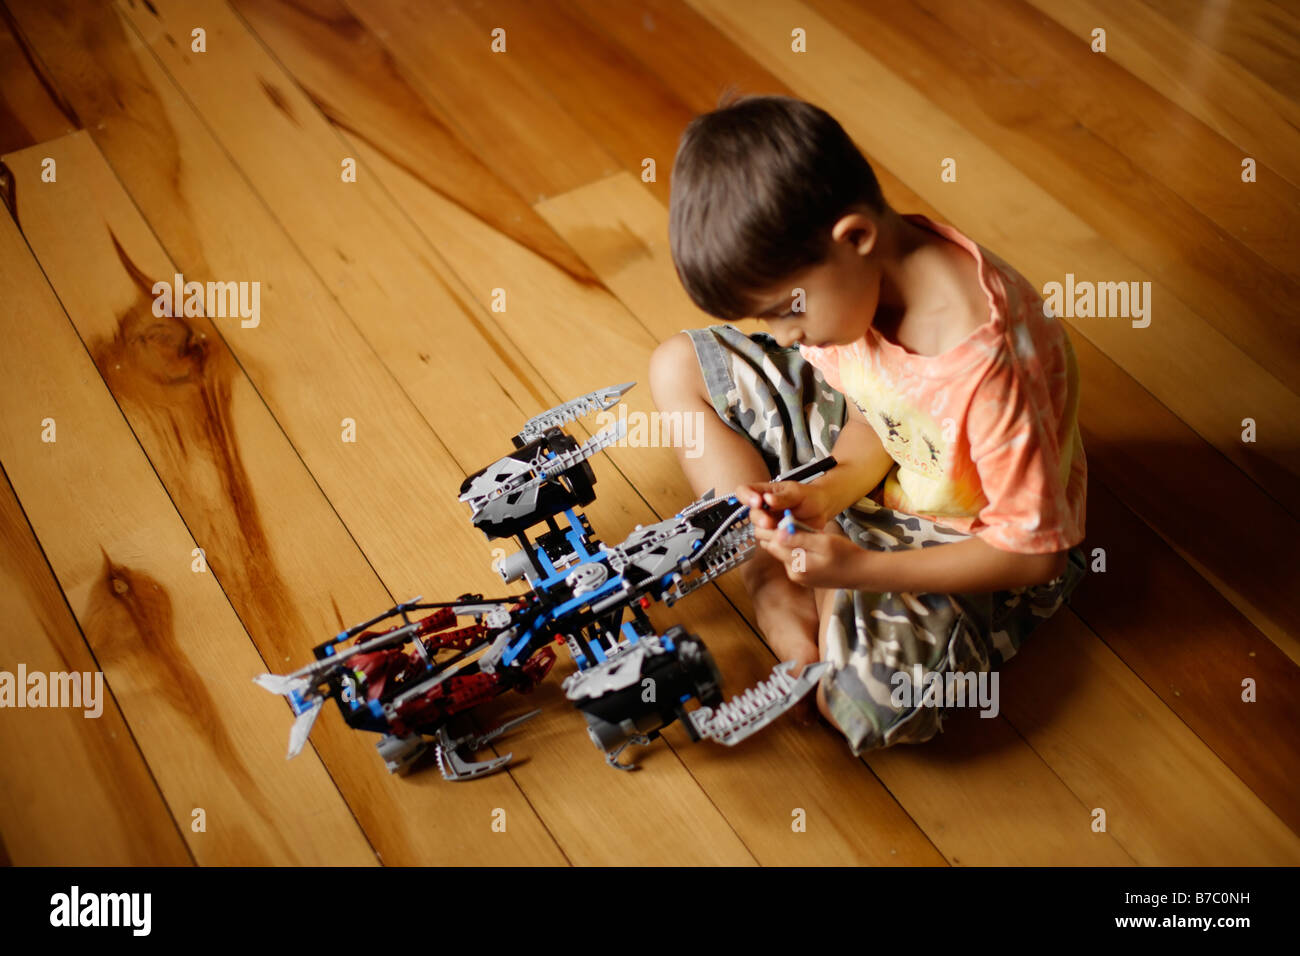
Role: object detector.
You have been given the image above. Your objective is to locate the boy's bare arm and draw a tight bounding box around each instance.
[846,536,1069,592]
[809,401,894,520]
[758,522,1069,592]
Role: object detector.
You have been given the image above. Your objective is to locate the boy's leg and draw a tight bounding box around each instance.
[648,328,842,676]
[813,501,1086,753]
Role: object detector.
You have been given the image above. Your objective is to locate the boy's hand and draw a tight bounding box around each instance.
[753,523,871,590]
[735,480,831,531]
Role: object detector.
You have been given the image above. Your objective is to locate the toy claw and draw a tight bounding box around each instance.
[433,709,542,781]
[602,734,655,772]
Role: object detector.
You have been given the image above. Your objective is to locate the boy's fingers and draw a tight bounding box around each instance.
[762,481,806,509]
[755,533,788,560]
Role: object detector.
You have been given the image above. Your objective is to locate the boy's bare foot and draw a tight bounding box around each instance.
[741,559,821,725]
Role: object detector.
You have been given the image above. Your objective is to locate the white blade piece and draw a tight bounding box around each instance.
[253,673,310,697]
[286,698,324,760]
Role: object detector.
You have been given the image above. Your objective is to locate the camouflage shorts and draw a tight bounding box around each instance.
[683,324,1088,756]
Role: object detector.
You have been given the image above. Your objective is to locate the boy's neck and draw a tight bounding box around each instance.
[872,209,931,313]
[868,210,977,354]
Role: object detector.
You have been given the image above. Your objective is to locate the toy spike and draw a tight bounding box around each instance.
[515,382,635,442]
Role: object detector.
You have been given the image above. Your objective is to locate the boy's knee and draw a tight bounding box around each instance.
[649,331,706,411]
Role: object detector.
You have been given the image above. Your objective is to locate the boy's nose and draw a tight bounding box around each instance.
[770,327,803,348]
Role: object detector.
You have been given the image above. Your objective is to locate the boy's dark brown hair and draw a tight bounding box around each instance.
[669,91,886,321]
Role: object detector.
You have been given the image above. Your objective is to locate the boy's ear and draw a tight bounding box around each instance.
[831,212,879,256]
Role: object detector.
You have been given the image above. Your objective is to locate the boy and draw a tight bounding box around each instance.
[649,93,1087,754]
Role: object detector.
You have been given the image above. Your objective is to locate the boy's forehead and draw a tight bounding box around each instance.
[751,264,831,314]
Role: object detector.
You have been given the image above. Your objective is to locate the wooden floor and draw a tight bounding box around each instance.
[0,0,1297,866]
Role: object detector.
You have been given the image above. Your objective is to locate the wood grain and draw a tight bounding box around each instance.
[0,208,376,865]
[1026,0,1300,187]
[0,467,191,865]
[0,5,78,153]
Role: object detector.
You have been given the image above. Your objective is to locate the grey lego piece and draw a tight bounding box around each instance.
[665,524,756,604]
[561,636,666,702]
[515,381,635,442]
[458,421,627,525]
[617,519,704,579]
[565,562,609,595]
[432,710,541,781]
[496,548,535,584]
[686,660,832,746]
[377,733,428,776]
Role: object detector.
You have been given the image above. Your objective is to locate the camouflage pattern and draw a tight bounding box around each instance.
[683,324,1087,755]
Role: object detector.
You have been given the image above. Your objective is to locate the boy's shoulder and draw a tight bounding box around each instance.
[899,216,1031,354]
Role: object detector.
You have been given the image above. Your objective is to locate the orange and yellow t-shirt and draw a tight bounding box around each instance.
[798,215,1086,555]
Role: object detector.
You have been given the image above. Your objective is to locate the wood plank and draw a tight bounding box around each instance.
[1025,0,1300,188]
[681,0,1300,511]
[3,131,566,866]
[998,612,1300,864]
[430,0,702,211]
[1140,0,1300,103]
[1070,479,1300,834]
[0,209,376,866]
[567,0,947,220]
[228,0,600,285]
[0,467,192,865]
[812,0,1300,395]
[0,5,78,153]
[1076,379,1300,666]
[329,0,619,200]
[863,701,1136,865]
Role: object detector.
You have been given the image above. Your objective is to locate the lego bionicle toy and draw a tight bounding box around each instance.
[256,382,833,780]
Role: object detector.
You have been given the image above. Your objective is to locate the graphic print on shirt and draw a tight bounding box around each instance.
[841,362,951,483]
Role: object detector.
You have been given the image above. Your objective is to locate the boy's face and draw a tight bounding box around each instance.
[748,212,883,349]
